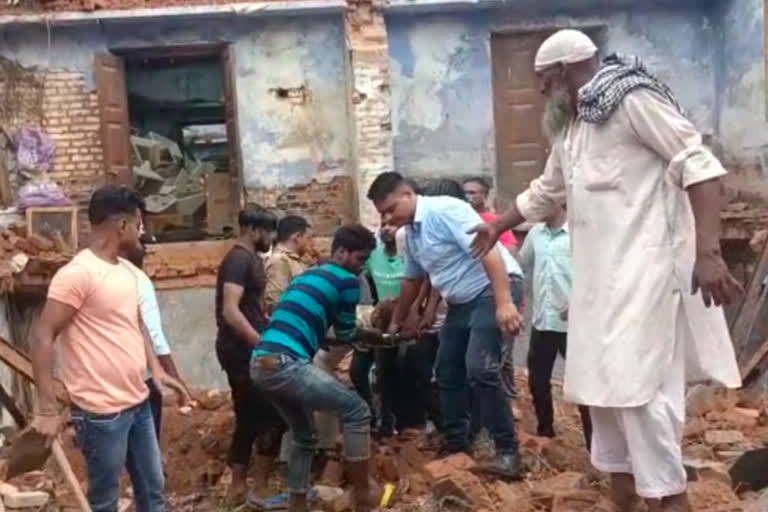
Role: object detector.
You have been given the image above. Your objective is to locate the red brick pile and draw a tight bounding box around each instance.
[0,224,71,293]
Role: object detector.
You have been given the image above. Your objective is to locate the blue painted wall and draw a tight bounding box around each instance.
[714,0,768,201]
[386,3,718,183]
[0,14,352,190]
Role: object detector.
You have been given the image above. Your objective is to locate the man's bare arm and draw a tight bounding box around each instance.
[481,248,523,334]
[688,179,743,306]
[222,282,262,346]
[389,278,423,332]
[158,354,183,381]
[29,299,76,414]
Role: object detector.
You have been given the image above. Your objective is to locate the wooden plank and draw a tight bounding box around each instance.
[0,335,68,404]
[740,337,768,381]
[732,236,768,357]
[95,53,132,185]
[0,353,90,511]
[221,45,245,211]
[204,172,235,234]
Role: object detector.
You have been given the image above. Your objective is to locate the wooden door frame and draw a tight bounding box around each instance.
[488,24,607,202]
[95,43,245,213]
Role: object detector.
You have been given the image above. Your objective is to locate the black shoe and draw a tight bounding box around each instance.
[537,425,556,438]
[436,444,470,459]
[469,453,523,480]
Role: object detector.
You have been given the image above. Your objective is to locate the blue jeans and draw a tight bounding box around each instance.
[250,354,371,494]
[71,400,165,512]
[436,276,523,454]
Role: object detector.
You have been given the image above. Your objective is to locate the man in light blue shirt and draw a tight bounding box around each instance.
[367,172,525,479]
[517,205,591,446]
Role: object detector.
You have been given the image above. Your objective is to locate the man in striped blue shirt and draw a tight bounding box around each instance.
[251,225,380,512]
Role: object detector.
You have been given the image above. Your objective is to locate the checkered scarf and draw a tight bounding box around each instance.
[577,53,684,124]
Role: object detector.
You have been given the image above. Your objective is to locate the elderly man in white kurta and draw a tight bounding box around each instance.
[470,30,742,511]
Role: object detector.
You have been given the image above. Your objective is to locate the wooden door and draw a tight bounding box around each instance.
[221,45,244,215]
[95,53,132,185]
[491,31,553,204]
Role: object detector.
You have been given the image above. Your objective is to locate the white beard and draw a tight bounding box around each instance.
[543,90,575,142]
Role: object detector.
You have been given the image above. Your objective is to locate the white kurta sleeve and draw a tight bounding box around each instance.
[516,138,567,222]
[622,89,727,189]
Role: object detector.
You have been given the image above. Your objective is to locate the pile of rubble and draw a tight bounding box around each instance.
[39,377,765,511]
[0,224,71,293]
[131,131,226,237]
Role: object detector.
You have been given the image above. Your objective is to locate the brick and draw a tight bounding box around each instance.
[431,470,492,509]
[551,489,601,512]
[705,430,745,446]
[3,490,49,508]
[422,453,475,483]
[705,410,758,428]
[492,481,530,509]
[532,472,588,507]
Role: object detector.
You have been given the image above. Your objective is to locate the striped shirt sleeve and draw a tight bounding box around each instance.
[334,279,360,340]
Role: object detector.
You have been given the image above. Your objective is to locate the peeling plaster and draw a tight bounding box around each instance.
[0,14,351,191]
[387,3,718,182]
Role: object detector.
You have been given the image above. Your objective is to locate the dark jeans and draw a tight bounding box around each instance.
[395,336,441,431]
[527,328,593,450]
[436,276,523,454]
[350,348,397,431]
[216,338,285,466]
[146,378,162,441]
[72,400,164,512]
[250,354,371,494]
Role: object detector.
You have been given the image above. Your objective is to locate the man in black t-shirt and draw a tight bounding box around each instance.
[215,205,284,506]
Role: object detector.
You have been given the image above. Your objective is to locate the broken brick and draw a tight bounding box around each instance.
[406,472,428,496]
[491,480,530,510]
[431,470,492,509]
[685,417,710,438]
[704,430,745,446]
[3,489,49,509]
[532,472,588,507]
[551,489,601,512]
[705,410,758,429]
[26,234,55,252]
[422,453,474,483]
[398,442,428,471]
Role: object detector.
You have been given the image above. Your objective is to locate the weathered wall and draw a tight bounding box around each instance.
[386,2,718,183]
[0,14,354,230]
[715,0,768,203]
[155,288,226,390]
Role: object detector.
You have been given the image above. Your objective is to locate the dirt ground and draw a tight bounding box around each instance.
[5,375,747,511]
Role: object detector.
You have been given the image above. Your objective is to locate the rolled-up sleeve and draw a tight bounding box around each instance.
[403,233,425,279]
[623,89,727,189]
[516,139,567,223]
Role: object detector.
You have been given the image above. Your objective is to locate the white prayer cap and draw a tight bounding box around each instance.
[534,29,597,72]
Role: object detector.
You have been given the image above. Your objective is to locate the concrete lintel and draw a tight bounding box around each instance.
[383,0,502,14]
[0,1,345,26]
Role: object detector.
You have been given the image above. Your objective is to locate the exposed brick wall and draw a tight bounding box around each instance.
[245,176,356,236]
[346,0,393,229]
[42,71,104,205]
[0,69,103,207]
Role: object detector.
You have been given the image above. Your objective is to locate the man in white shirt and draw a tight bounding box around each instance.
[470,30,742,511]
[123,241,189,440]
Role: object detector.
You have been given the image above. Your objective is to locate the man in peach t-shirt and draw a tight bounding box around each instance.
[29,185,186,512]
